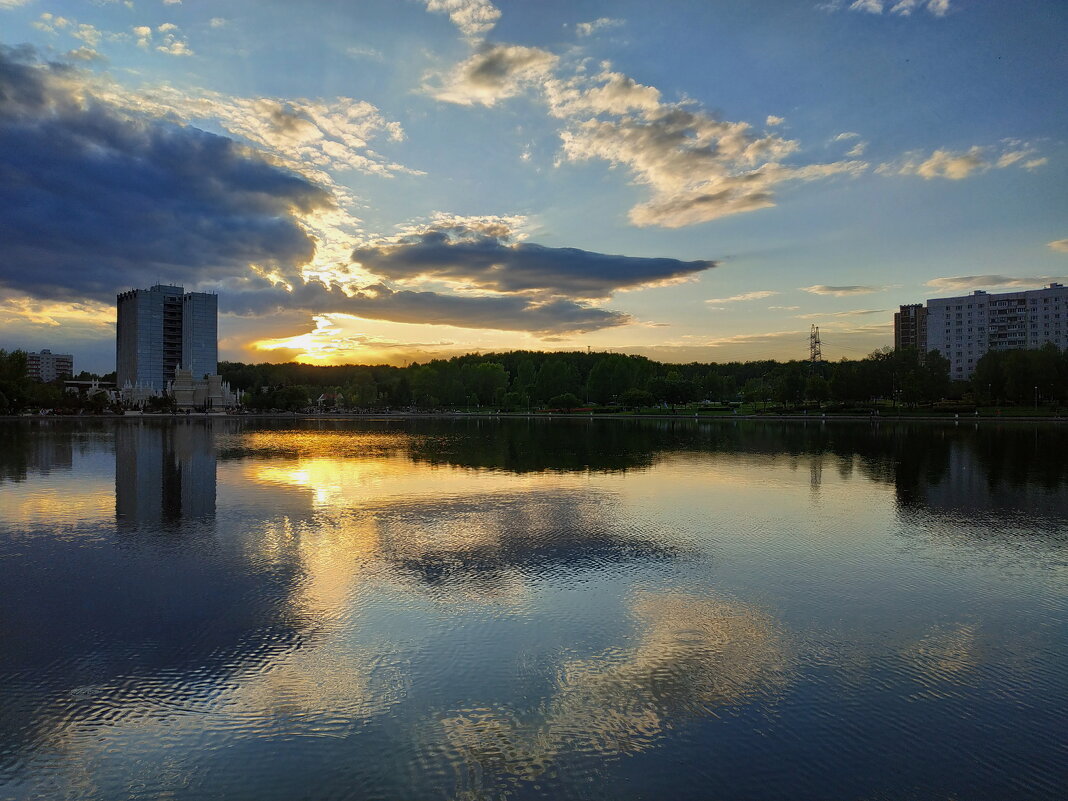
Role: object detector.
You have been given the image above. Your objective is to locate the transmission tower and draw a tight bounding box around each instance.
[809,325,823,364]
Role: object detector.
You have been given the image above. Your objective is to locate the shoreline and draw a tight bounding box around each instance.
[2,411,1064,424]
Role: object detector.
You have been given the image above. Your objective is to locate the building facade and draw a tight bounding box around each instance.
[26,349,73,382]
[894,304,928,354]
[117,284,218,390]
[926,283,1068,380]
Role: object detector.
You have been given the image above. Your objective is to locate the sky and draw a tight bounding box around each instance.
[1,0,1066,373]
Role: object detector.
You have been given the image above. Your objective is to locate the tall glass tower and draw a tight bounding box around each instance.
[116,284,218,389]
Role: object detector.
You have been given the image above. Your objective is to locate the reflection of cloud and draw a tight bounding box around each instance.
[443,592,789,787]
[244,441,679,602]
[901,624,980,691]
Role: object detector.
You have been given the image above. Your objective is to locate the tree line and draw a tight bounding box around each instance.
[4,344,1066,414]
[220,347,965,412]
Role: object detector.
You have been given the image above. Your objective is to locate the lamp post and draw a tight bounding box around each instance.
[1035,385,1039,413]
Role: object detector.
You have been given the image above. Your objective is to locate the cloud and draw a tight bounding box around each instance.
[423,0,501,39]
[133,25,152,47]
[560,105,866,228]
[766,115,784,126]
[345,45,383,61]
[426,43,558,106]
[768,305,801,311]
[801,284,882,296]
[576,17,624,37]
[0,295,114,329]
[1048,240,1068,253]
[0,47,659,340]
[795,309,886,319]
[697,329,805,347]
[0,0,34,8]
[254,315,456,360]
[65,47,105,63]
[222,277,631,336]
[546,69,662,117]
[427,36,863,228]
[924,275,1066,292]
[209,18,227,28]
[547,67,866,227]
[32,14,124,48]
[824,0,952,16]
[878,143,1044,180]
[131,87,410,179]
[0,45,330,304]
[705,291,777,304]
[351,223,717,299]
[154,22,193,56]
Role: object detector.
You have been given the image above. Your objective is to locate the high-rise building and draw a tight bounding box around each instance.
[26,349,73,382]
[893,304,928,354]
[925,283,1068,380]
[117,284,217,390]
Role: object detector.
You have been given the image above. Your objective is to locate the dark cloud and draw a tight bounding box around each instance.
[220,277,631,335]
[0,45,330,304]
[351,227,717,299]
[0,46,673,337]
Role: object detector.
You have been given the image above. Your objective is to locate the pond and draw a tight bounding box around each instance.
[1,418,1066,800]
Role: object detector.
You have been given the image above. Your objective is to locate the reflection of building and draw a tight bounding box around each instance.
[914,438,1068,521]
[116,422,217,526]
[116,284,217,391]
[27,349,73,382]
[893,304,928,354]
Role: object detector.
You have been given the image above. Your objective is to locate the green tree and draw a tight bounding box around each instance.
[461,362,508,406]
[534,359,579,403]
[804,374,830,403]
[619,388,654,409]
[548,392,582,410]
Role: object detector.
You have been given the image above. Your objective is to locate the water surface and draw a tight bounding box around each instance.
[1,418,1066,800]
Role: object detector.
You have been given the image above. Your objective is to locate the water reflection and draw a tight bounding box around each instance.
[116,421,216,527]
[1,418,1066,800]
[442,591,790,795]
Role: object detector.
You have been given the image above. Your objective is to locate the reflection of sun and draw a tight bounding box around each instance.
[2,484,113,531]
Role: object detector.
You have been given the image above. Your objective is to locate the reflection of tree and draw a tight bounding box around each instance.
[404,418,691,473]
[0,420,98,483]
[441,592,790,795]
[223,418,1068,520]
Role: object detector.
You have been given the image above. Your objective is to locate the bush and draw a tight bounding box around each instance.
[547,392,582,411]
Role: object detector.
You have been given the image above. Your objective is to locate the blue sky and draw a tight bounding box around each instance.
[1,0,1065,372]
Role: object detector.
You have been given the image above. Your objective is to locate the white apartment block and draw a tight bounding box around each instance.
[927,283,1068,380]
[26,349,74,382]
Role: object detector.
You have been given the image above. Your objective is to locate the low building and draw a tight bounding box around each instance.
[27,349,73,382]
